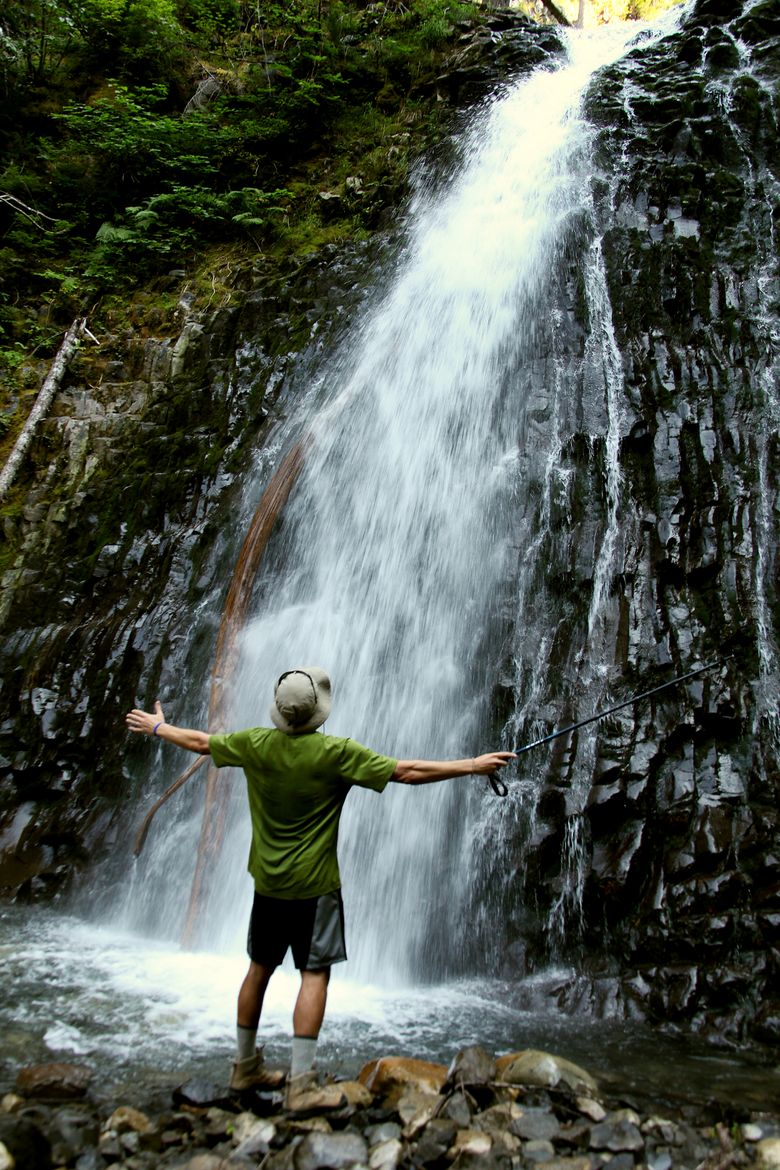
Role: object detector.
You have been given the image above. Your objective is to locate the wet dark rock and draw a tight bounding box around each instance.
[15,1062,93,1100]
[441,1090,475,1127]
[413,1117,459,1162]
[752,1001,780,1045]
[74,1149,107,1170]
[446,1046,497,1088]
[365,1121,402,1146]
[525,1138,557,1162]
[510,1109,562,1142]
[0,1115,52,1170]
[589,1117,644,1153]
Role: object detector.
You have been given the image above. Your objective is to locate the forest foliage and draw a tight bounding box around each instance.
[0,0,678,414]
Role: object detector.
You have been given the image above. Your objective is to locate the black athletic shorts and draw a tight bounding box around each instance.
[247,889,347,970]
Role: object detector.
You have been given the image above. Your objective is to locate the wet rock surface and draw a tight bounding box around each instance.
[471,0,780,1048]
[1,1046,779,1170]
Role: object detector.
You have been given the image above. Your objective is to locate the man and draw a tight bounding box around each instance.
[126,666,514,1102]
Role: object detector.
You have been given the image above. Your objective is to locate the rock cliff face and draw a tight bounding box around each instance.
[473,0,780,1048]
[1,1,778,1047]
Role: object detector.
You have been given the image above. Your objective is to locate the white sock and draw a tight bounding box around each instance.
[290,1035,317,1076]
[237,1025,258,1062]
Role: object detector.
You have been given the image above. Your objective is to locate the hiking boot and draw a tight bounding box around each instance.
[284,1069,346,1113]
[229,1050,286,1091]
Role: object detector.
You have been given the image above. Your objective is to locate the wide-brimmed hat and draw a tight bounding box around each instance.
[270,666,332,734]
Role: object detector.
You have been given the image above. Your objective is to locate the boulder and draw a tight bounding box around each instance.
[496,1051,598,1095]
[359,1057,448,1100]
[14,1063,92,1101]
[446,1046,497,1087]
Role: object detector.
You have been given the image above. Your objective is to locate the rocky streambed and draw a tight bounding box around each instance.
[1,1047,779,1170]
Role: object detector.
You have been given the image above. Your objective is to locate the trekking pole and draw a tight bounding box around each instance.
[488,656,729,797]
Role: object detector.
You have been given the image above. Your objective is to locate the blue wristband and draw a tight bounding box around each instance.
[153,721,164,736]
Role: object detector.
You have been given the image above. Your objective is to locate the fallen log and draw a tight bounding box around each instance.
[539,0,571,25]
[0,317,87,503]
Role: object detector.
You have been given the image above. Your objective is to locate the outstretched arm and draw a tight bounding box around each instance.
[392,751,515,786]
[125,701,211,755]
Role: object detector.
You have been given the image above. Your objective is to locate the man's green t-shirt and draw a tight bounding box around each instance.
[209,727,397,899]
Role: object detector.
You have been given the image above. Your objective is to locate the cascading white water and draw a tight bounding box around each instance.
[183,19,681,983]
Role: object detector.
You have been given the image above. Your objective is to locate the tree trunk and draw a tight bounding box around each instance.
[538,0,572,27]
[0,317,86,503]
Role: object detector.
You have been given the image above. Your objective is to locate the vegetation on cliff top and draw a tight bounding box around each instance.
[0,0,678,433]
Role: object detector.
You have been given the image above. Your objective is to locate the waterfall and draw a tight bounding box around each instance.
[195,19,688,980]
[123,13,687,984]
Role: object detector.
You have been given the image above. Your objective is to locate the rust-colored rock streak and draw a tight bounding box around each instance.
[181,439,307,947]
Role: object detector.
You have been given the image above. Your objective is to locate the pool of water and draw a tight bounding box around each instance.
[1,904,777,1112]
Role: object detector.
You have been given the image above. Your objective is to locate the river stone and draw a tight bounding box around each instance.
[295,1130,369,1170]
[414,1118,459,1162]
[497,1052,597,1094]
[104,1106,154,1135]
[368,1137,403,1170]
[365,1123,402,1147]
[647,1153,673,1170]
[232,1113,276,1145]
[397,1088,441,1136]
[588,1118,644,1153]
[233,1118,276,1159]
[576,1099,606,1123]
[50,1110,99,1164]
[359,1057,448,1100]
[74,1150,105,1170]
[180,1156,230,1170]
[290,1117,333,1135]
[526,1139,558,1163]
[535,1160,592,1170]
[440,1090,474,1127]
[474,1103,523,1135]
[337,1080,373,1108]
[0,1145,11,1170]
[0,1098,23,1116]
[641,1118,678,1144]
[510,1109,562,1142]
[449,1128,493,1157]
[446,1046,497,1086]
[757,1139,780,1168]
[14,1063,92,1101]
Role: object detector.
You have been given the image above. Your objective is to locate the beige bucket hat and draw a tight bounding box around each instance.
[270,667,332,734]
